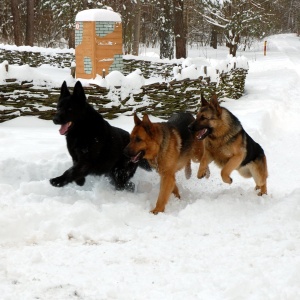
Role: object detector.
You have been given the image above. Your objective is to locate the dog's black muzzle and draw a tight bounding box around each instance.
[52,111,66,125]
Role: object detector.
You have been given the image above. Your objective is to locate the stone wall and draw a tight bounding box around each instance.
[0,48,248,123]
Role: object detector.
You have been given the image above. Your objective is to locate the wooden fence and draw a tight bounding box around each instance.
[0,48,248,122]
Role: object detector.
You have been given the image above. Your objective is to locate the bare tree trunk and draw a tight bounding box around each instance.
[25,0,35,46]
[10,0,22,46]
[121,2,134,54]
[68,28,75,49]
[210,26,218,49]
[132,0,141,56]
[229,43,237,56]
[173,0,186,58]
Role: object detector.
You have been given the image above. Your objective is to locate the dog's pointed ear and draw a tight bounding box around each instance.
[142,114,152,125]
[60,81,70,97]
[210,94,222,115]
[141,114,153,135]
[134,112,142,125]
[72,81,86,102]
[201,94,209,107]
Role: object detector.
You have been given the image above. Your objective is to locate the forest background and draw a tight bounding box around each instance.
[1,0,300,60]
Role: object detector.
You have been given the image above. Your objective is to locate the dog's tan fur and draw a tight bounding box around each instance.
[189,94,268,195]
[124,113,204,214]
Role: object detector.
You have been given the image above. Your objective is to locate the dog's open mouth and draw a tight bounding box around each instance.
[59,122,72,135]
[130,151,144,163]
[196,128,210,140]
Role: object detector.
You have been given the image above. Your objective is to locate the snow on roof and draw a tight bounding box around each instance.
[75,9,121,22]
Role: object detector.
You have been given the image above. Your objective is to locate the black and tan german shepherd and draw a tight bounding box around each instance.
[124,112,204,214]
[50,81,150,191]
[189,94,268,195]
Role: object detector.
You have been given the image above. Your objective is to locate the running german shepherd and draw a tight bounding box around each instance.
[124,112,204,214]
[50,81,150,191]
[189,94,268,195]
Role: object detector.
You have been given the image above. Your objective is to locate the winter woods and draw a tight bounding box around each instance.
[1,0,299,57]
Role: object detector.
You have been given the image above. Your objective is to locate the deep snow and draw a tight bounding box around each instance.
[0,34,300,300]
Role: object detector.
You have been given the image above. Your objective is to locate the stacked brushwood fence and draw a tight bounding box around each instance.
[0,48,74,68]
[0,47,248,123]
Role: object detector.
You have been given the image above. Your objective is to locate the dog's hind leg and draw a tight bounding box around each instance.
[110,160,138,191]
[238,166,252,178]
[249,156,268,195]
[253,174,267,196]
[255,184,267,195]
[185,160,192,179]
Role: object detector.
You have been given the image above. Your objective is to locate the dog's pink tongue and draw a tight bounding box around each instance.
[131,152,141,163]
[197,128,207,139]
[59,123,70,135]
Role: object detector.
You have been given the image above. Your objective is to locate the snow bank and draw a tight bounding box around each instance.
[1,34,300,299]
[75,8,121,22]
[0,43,74,54]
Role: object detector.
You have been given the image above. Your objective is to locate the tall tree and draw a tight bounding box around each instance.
[132,0,141,55]
[40,0,93,48]
[158,0,174,59]
[1,0,297,51]
[173,0,187,58]
[0,1,12,43]
[25,0,34,46]
[10,0,22,45]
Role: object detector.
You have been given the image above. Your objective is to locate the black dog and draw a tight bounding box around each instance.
[50,81,149,191]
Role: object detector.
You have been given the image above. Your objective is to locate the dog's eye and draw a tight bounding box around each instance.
[135,136,142,143]
[68,108,72,112]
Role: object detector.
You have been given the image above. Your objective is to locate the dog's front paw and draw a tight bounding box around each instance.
[50,176,67,187]
[221,175,232,184]
[125,181,135,192]
[197,167,210,179]
[255,185,267,196]
[75,177,85,186]
[150,208,164,215]
[116,181,135,192]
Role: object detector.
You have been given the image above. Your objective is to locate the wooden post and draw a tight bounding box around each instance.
[102,69,106,79]
[264,41,267,56]
[70,65,76,78]
[4,61,8,72]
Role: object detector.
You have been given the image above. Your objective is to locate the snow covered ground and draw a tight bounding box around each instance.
[0,34,300,299]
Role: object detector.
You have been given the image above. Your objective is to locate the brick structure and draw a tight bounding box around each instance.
[75,9,123,79]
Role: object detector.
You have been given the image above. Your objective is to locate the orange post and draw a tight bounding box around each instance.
[75,9,123,79]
